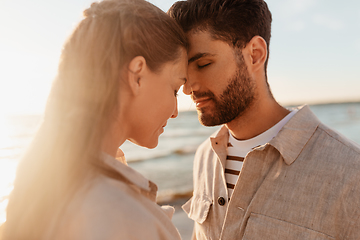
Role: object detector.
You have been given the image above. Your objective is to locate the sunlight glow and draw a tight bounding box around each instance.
[0,46,57,115]
[0,199,9,225]
[0,116,18,225]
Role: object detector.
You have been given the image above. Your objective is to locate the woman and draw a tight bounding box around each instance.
[1,0,188,239]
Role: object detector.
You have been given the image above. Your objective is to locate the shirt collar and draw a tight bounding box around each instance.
[100,153,152,192]
[210,125,230,168]
[210,105,320,166]
[269,105,320,165]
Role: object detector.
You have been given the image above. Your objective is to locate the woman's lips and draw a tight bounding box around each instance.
[159,122,167,134]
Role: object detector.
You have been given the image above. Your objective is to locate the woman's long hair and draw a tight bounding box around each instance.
[2,0,187,239]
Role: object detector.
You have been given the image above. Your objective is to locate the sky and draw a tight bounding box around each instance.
[0,0,359,115]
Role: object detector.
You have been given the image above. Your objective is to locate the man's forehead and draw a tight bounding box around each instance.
[187,30,213,48]
[187,30,232,62]
[187,31,217,58]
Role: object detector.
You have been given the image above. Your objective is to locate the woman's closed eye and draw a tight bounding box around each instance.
[174,89,179,97]
[174,78,186,97]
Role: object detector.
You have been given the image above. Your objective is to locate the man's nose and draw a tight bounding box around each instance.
[182,75,199,95]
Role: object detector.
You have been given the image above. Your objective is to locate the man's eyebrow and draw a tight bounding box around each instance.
[188,53,216,64]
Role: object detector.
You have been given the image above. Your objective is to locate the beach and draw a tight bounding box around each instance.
[0,102,360,239]
[170,197,194,240]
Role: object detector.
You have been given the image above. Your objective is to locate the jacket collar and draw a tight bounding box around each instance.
[269,105,320,165]
[100,153,154,193]
[210,126,230,168]
[210,105,320,166]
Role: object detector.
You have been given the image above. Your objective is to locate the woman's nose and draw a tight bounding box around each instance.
[171,99,179,118]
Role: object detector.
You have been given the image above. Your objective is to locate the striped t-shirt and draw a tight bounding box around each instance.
[225,110,297,198]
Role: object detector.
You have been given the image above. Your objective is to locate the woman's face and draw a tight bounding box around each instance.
[128,49,188,148]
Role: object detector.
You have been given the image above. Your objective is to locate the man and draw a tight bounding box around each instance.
[168,0,360,239]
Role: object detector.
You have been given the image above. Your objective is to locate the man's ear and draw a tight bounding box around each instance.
[245,36,267,72]
[126,56,147,95]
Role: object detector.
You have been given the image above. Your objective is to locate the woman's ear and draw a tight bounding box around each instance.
[126,56,147,95]
[244,36,267,73]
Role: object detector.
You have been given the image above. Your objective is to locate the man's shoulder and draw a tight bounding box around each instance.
[316,122,360,156]
[282,105,360,162]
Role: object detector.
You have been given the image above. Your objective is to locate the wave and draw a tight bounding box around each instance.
[126,145,198,163]
[161,127,219,138]
[156,189,193,205]
[0,147,24,160]
[173,145,198,155]
[126,150,172,163]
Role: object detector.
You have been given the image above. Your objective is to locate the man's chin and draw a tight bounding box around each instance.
[197,105,242,127]
[198,111,221,127]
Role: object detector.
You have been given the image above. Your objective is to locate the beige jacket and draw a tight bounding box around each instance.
[48,154,181,240]
[183,105,360,240]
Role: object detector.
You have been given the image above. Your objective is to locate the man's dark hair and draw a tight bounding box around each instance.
[168,0,272,75]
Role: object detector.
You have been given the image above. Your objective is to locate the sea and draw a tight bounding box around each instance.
[1,102,360,225]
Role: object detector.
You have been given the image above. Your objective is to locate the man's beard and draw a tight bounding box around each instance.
[193,61,256,127]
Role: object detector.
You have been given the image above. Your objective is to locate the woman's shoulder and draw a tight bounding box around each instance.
[75,175,154,217]
[56,175,181,240]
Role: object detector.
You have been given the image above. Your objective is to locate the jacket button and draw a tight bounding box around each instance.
[218,197,226,206]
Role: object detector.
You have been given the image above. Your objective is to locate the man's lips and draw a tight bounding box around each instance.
[191,91,215,108]
[194,97,212,108]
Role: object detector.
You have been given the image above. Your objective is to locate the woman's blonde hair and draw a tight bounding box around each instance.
[2,0,187,239]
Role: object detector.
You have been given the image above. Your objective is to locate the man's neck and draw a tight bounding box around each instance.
[226,98,290,141]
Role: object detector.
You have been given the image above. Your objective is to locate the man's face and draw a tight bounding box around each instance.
[185,30,256,126]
